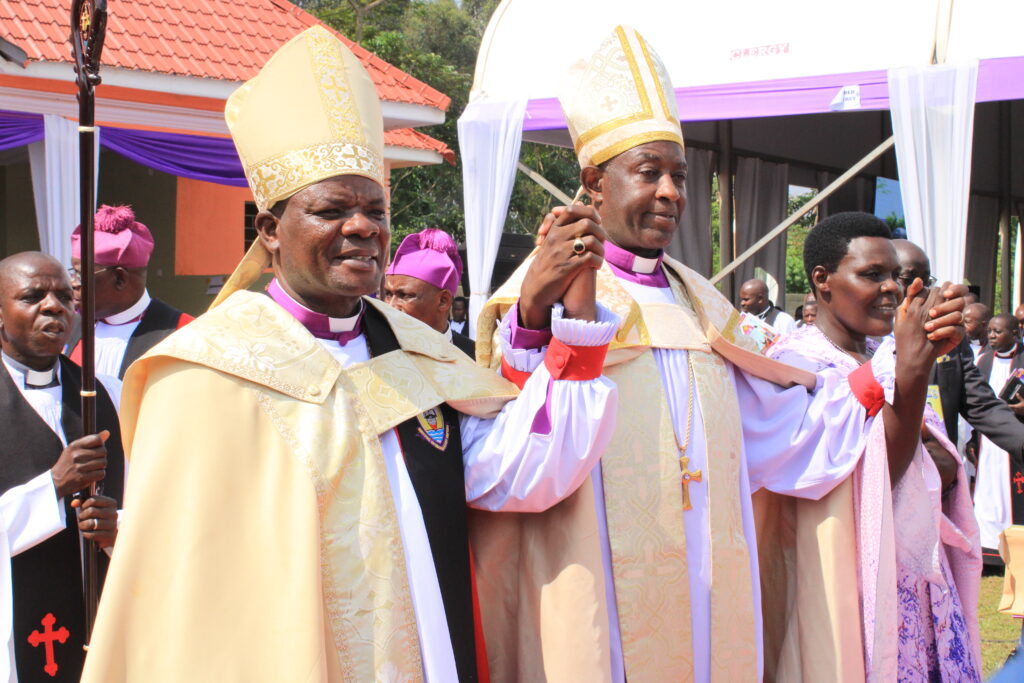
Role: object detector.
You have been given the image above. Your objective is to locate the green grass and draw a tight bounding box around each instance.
[979,573,1021,678]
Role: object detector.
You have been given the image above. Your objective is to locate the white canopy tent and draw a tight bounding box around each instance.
[459,0,1024,328]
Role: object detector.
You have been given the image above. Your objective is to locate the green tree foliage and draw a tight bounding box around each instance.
[306,0,579,247]
[297,0,407,43]
[784,189,819,295]
[884,212,906,232]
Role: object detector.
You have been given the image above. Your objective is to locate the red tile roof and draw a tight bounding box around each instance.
[0,0,451,110]
[384,128,456,165]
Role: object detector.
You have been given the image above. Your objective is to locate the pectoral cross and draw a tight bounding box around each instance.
[679,456,702,511]
[1014,471,1024,495]
[28,613,69,677]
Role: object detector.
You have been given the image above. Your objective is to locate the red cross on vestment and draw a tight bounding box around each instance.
[1014,471,1024,496]
[27,613,69,677]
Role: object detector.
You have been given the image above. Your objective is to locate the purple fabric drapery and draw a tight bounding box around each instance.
[0,110,45,151]
[0,109,248,187]
[100,127,248,187]
[522,56,1024,132]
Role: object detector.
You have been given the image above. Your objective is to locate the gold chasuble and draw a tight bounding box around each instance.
[471,255,814,682]
[81,293,517,682]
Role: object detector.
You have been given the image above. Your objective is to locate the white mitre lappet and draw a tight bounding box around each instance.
[213,25,386,306]
[560,24,684,168]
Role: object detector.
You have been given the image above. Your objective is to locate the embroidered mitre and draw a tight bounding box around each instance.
[213,26,386,309]
[226,25,385,211]
[560,25,684,168]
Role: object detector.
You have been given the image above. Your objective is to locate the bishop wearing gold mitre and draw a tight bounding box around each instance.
[471,26,966,682]
[81,26,620,682]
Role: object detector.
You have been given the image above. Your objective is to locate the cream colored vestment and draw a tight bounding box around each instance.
[81,292,516,682]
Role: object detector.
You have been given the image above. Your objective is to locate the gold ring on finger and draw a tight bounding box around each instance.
[572,236,586,255]
[92,518,98,530]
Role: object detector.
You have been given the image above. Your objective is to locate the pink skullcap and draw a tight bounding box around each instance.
[386,228,462,295]
[71,205,155,268]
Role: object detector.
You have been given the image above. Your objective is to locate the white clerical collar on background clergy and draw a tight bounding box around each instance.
[2,352,59,389]
[103,289,151,325]
[995,344,1019,359]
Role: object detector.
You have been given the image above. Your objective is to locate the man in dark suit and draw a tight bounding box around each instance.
[894,239,1024,453]
[67,205,193,379]
[449,296,470,338]
[384,228,475,358]
[895,239,1024,564]
[973,313,1024,563]
[0,252,123,681]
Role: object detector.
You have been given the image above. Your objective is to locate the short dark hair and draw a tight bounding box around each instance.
[803,212,892,292]
[453,296,467,306]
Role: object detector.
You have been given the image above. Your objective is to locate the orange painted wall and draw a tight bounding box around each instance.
[175,178,252,275]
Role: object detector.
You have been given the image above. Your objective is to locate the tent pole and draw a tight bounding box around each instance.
[710,136,895,286]
[717,121,734,297]
[516,161,573,205]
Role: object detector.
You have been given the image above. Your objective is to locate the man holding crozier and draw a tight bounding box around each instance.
[0,252,121,682]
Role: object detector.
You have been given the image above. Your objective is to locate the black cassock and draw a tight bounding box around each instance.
[363,307,480,682]
[0,356,124,682]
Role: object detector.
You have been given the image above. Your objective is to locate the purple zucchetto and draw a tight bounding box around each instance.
[71,205,155,268]
[386,228,463,295]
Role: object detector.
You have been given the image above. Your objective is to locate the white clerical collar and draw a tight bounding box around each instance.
[2,352,59,389]
[995,344,1019,359]
[631,254,660,274]
[329,308,361,334]
[103,290,151,325]
[273,280,362,334]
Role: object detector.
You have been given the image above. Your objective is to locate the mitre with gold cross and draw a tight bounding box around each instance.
[559,25,685,168]
[211,25,386,308]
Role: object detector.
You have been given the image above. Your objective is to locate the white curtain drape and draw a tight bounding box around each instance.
[27,115,100,266]
[458,96,526,334]
[963,194,1000,304]
[29,115,79,266]
[733,156,789,304]
[665,147,716,277]
[889,62,978,284]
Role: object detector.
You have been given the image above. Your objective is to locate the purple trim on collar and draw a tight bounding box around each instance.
[267,278,364,345]
[603,241,670,287]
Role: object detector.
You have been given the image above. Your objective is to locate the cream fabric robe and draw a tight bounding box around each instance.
[472,255,874,682]
[81,292,532,682]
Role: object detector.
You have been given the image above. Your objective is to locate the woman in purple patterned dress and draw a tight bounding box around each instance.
[767,213,981,682]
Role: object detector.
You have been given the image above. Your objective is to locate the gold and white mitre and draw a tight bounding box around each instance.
[560,25,684,167]
[226,25,385,211]
[212,26,385,309]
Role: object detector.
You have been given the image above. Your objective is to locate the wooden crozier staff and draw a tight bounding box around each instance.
[70,0,108,643]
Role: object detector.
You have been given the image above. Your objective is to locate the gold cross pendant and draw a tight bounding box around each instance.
[679,456,702,511]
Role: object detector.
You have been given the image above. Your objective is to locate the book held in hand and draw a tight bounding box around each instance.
[999,368,1024,403]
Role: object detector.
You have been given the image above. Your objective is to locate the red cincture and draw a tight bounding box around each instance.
[27,613,69,677]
